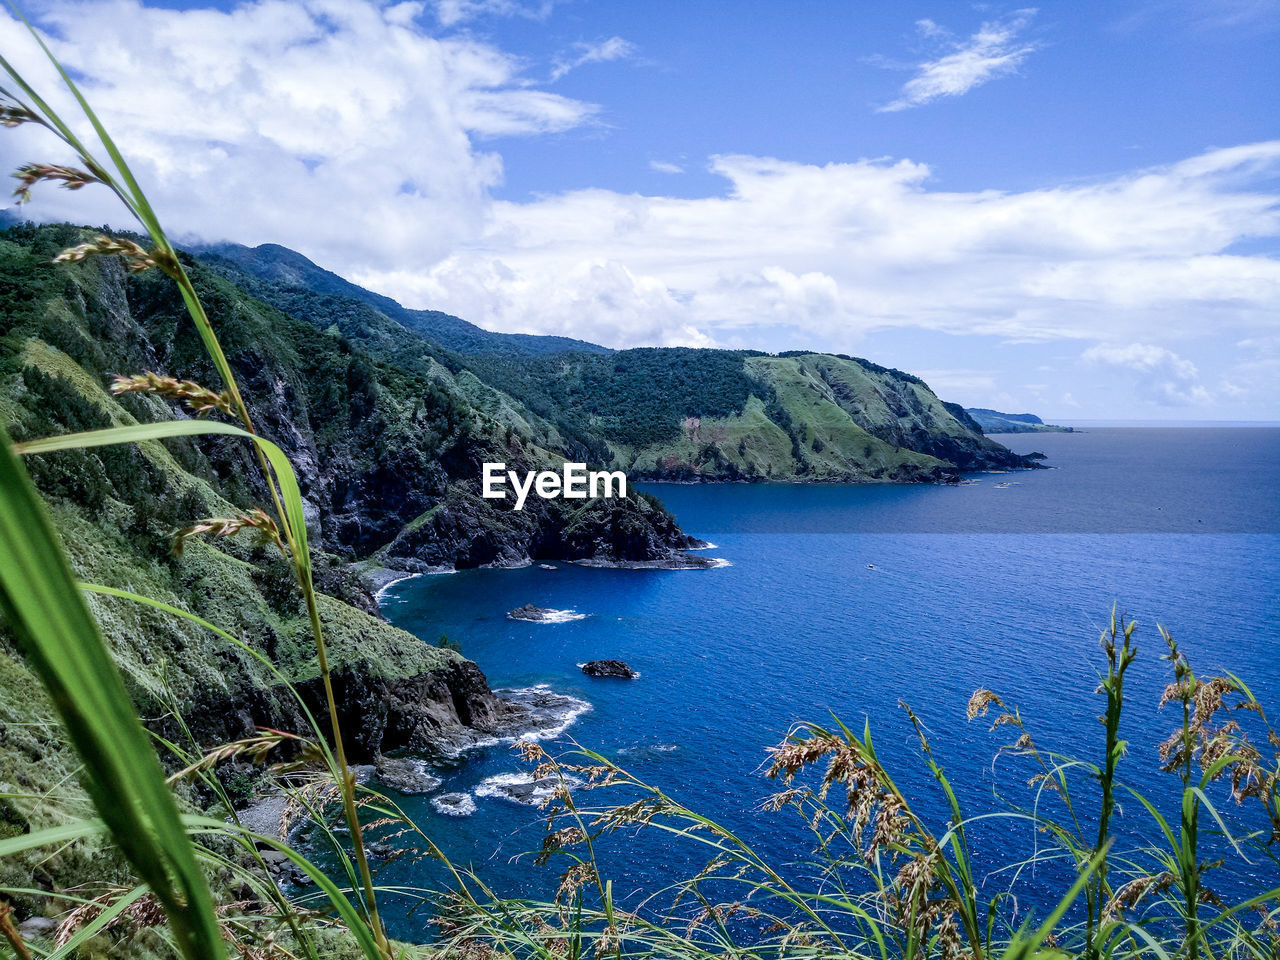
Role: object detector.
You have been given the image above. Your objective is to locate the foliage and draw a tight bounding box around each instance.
[0,25,394,956]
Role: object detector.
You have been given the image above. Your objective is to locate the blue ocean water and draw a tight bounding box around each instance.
[367,428,1280,940]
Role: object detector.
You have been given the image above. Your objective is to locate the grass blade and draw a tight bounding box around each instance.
[0,426,225,959]
[15,420,312,580]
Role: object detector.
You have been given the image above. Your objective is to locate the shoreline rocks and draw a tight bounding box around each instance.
[374,756,443,794]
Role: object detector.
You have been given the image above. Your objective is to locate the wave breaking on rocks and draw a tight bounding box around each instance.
[475,770,584,807]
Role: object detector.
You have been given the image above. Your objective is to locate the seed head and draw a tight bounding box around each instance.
[56,235,164,274]
[967,689,1003,721]
[111,371,234,417]
[174,507,284,556]
[0,102,38,128]
[12,162,101,203]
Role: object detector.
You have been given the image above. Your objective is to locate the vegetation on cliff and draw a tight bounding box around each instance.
[0,222,702,571]
[196,241,1035,483]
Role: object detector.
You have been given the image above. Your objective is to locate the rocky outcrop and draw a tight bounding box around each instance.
[312,659,526,760]
[581,660,637,679]
[380,485,710,572]
[374,757,442,794]
[509,604,557,622]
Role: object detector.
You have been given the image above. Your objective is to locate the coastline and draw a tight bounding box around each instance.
[369,568,424,600]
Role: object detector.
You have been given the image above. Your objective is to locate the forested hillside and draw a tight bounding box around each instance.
[197,241,612,358]
[0,223,703,570]
[198,241,1034,483]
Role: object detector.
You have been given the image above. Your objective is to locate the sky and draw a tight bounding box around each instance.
[0,0,1277,419]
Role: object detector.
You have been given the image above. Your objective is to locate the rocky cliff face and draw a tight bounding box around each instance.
[309,660,522,760]
[378,485,709,572]
[0,224,702,574]
[0,222,652,852]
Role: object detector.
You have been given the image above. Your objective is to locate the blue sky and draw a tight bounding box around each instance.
[2,0,1278,419]
[481,2,1279,202]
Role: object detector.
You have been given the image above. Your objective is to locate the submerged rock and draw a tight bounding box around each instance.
[476,770,582,806]
[432,792,477,816]
[581,659,637,679]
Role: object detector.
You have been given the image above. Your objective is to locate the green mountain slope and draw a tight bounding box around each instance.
[0,230,542,909]
[197,241,612,357]
[194,243,1035,483]
[966,408,1074,433]
[2,223,701,569]
[464,349,1033,482]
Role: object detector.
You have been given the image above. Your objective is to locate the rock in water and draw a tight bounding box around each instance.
[509,603,554,621]
[433,792,478,816]
[581,659,637,679]
[375,756,442,794]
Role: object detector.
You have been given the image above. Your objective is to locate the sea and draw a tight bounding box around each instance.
[362,427,1280,940]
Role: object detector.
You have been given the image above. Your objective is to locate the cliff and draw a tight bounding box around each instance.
[0,223,702,573]
[0,223,690,900]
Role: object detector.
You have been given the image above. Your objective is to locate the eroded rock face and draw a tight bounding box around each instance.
[379,486,709,573]
[309,660,523,760]
[177,657,524,770]
[581,660,637,679]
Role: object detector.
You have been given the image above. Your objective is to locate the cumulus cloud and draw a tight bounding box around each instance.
[0,0,595,269]
[362,144,1280,350]
[550,36,636,82]
[1082,343,1212,406]
[880,10,1038,112]
[1,0,1278,370]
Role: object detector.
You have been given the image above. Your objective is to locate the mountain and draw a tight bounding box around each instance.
[196,241,613,357]
[462,349,1033,481]
[0,220,1040,926]
[966,408,1074,433]
[196,249,1035,483]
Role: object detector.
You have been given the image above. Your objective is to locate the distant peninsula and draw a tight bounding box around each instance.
[965,408,1075,434]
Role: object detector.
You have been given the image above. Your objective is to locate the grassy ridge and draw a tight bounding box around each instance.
[197,248,1031,482]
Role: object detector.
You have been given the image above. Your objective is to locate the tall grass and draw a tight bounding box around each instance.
[0,10,392,957]
[1,13,1278,960]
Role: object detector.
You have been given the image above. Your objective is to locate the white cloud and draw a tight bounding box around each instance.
[0,0,596,270]
[550,36,636,82]
[362,144,1280,351]
[880,10,1038,112]
[649,160,684,174]
[1,0,1278,384]
[914,18,947,39]
[431,0,554,28]
[1082,342,1212,406]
